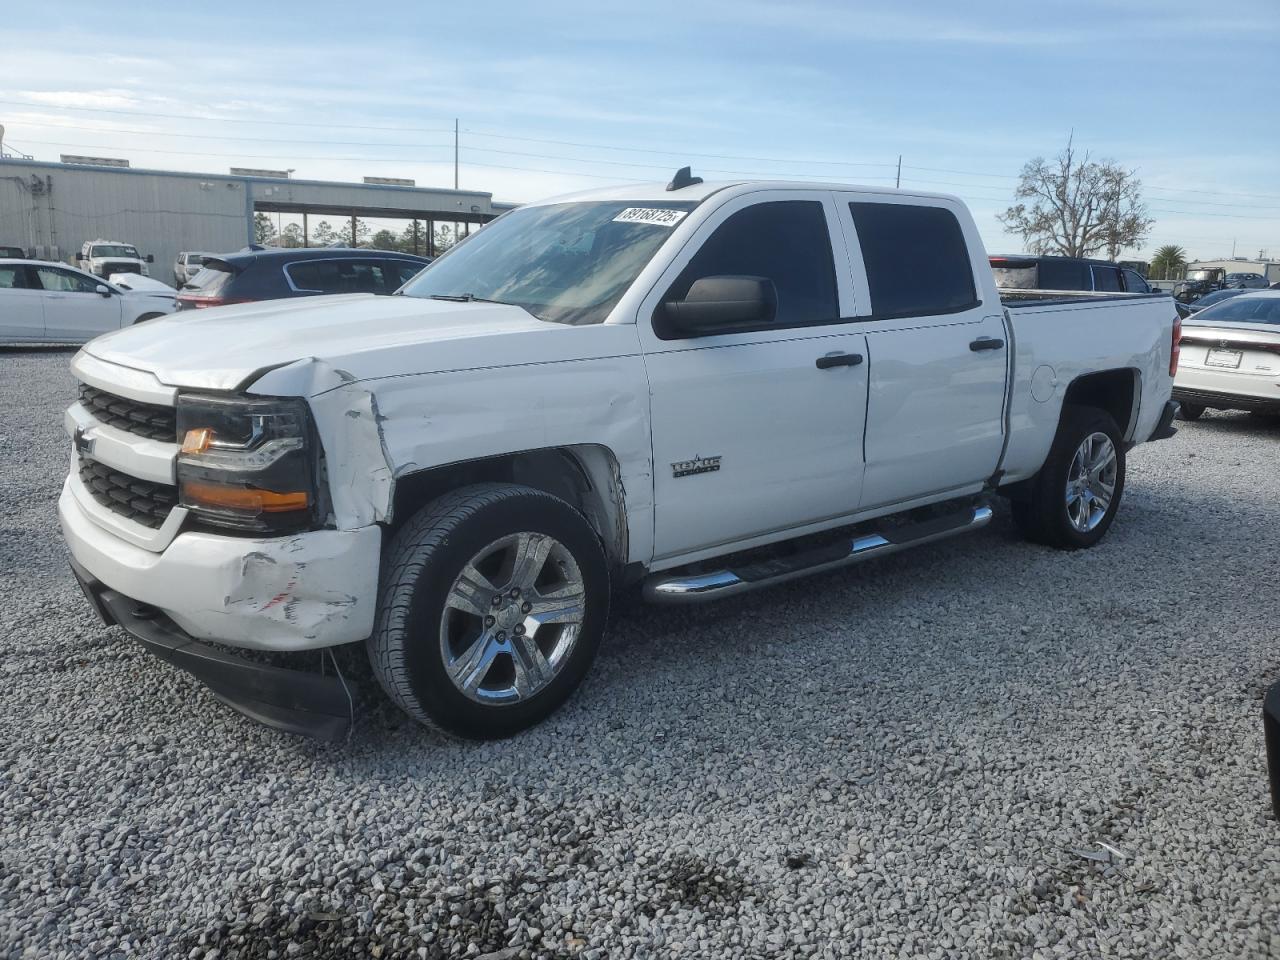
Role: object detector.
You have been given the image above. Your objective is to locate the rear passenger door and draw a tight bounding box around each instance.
[835,196,1008,510]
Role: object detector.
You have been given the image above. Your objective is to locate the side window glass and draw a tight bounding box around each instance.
[36,268,98,293]
[0,265,28,289]
[1093,265,1122,292]
[849,202,977,317]
[664,200,838,329]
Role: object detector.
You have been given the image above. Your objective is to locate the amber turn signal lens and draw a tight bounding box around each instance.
[181,427,214,454]
[182,480,309,514]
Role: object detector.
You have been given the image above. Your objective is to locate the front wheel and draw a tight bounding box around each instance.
[369,483,610,739]
[1178,403,1206,421]
[1009,405,1126,550]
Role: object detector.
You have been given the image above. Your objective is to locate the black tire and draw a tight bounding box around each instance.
[1178,403,1206,421]
[368,482,610,739]
[1009,405,1126,550]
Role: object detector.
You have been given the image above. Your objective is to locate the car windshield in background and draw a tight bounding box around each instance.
[92,245,139,258]
[400,200,699,325]
[1188,296,1280,326]
[188,255,205,266]
[1192,289,1248,309]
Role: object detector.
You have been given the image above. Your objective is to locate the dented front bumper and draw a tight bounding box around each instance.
[59,478,381,651]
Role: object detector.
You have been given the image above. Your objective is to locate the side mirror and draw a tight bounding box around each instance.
[660,275,776,337]
[75,253,85,262]
[146,254,155,264]
[95,284,111,297]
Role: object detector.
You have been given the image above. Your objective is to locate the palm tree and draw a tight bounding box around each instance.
[1149,244,1188,281]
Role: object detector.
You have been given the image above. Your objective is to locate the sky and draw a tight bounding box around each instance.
[1,0,1277,262]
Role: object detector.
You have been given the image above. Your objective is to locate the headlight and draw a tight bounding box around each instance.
[176,394,317,533]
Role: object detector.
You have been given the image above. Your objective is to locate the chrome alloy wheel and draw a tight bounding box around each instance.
[1065,431,1118,533]
[439,532,587,704]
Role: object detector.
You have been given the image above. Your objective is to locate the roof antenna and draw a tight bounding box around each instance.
[666,166,703,191]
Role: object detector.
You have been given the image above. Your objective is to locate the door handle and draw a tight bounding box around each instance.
[815,352,864,369]
[969,337,1005,352]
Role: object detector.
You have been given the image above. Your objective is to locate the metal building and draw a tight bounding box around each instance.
[0,157,508,281]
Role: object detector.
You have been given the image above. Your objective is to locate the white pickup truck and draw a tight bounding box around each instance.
[60,172,1181,740]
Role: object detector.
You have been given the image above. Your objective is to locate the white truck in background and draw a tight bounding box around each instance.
[77,239,154,278]
[59,171,1181,741]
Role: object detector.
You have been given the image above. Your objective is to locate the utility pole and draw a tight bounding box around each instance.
[895,155,901,189]
[454,118,459,190]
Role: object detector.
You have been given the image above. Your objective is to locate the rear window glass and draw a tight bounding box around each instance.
[850,202,976,317]
[1189,296,1280,326]
[991,262,1037,289]
[184,263,236,295]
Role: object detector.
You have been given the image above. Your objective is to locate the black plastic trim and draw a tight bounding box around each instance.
[69,562,352,741]
[1149,400,1180,441]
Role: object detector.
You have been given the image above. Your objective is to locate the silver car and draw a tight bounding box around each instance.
[173,251,214,287]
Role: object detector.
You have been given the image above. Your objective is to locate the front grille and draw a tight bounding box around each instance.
[78,383,176,442]
[103,261,142,275]
[78,457,178,529]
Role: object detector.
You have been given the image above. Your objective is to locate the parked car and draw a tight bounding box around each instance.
[1173,290,1280,419]
[60,176,1179,740]
[1224,272,1269,289]
[77,239,153,278]
[0,245,26,258]
[176,247,430,310]
[989,255,1152,294]
[173,251,214,287]
[0,259,176,343]
[1186,287,1252,313]
[1175,268,1227,303]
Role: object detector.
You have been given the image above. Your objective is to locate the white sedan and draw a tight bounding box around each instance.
[1173,290,1280,419]
[0,260,177,344]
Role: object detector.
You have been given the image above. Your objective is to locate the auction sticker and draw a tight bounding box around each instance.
[613,207,689,227]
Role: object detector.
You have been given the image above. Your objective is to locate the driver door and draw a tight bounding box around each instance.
[34,266,123,341]
[636,191,868,563]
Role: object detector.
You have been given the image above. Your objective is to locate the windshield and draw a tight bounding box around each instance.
[91,244,140,258]
[1188,296,1280,326]
[400,200,698,325]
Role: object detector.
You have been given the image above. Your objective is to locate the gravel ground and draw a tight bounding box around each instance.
[3,346,1280,960]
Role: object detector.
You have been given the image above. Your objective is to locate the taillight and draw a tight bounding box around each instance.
[178,296,253,310]
[1170,315,1182,375]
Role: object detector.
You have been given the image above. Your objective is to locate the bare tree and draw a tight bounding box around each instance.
[998,137,1152,260]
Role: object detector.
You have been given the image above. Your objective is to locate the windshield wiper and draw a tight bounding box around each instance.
[427,292,505,304]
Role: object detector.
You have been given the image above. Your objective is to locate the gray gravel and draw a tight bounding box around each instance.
[3,346,1280,959]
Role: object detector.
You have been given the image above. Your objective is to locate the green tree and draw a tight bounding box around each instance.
[998,137,1153,259]
[279,223,304,248]
[1148,244,1188,281]
[369,229,404,252]
[253,212,277,245]
[311,220,340,246]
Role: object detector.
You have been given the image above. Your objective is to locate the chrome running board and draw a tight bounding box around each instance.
[643,503,993,605]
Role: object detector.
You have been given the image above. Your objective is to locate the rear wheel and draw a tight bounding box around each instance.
[369,483,610,739]
[1178,403,1206,421]
[1009,405,1126,550]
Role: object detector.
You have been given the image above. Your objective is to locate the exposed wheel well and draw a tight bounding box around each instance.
[387,446,629,571]
[133,313,165,324]
[1063,368,1139,440]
